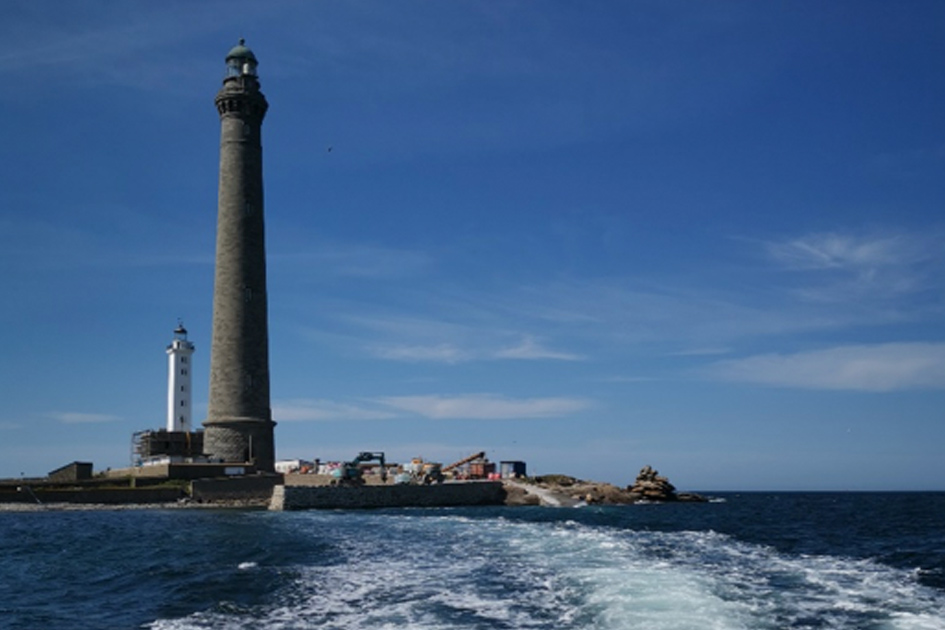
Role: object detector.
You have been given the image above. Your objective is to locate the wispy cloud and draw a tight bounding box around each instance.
[666,347,732,357]
[497,228,945,348]
[300,228,945,372]
[370,343,472,363]
[368,336,582,363]
[0,4,263,94]
[274,394,593,421]
[272,244,431,279]
[597,375,657,383]
[273,399,398,422]
[344,313,471,340]
[48,412,122,424]
[493,336,584,361]
[763,230,944,303]
[0,216,214,271]
[705,342,945,392]
[506,280,807,346]
[765,232,927,271]
[378,394,592,419]
[0,18,152,75]
[345,314,478,363]
[334,313,581,364]
[0,13,193,93]
[313,278,858,368]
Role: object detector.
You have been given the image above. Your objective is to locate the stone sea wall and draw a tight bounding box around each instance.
[0,487,185,505]
[192,475,281,503]
[270,481,506,511]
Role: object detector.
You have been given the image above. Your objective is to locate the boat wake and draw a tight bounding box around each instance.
[148,511,945,629]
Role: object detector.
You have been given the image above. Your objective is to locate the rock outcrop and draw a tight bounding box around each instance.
[504,467,706,506]
[627,465,706,502]
[627,465,676,500]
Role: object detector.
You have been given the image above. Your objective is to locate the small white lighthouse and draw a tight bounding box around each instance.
[166,323,196,432]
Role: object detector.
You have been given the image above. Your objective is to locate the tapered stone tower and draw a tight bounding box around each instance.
[203,40,276,471]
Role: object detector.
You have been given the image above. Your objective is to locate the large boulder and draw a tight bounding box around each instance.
[627,465,703,502]
[502,481,541,506]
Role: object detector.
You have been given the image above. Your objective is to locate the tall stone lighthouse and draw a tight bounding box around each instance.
[203,40,276,471]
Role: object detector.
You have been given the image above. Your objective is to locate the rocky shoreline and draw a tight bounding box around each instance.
[1,466,704,511]
[0,498,270,511]
[503,466,707,507]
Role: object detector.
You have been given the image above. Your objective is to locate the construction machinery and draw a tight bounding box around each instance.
[330,452,387,485]
[394,457,445,485]
[418,461,443,484]
[442,451,486,476]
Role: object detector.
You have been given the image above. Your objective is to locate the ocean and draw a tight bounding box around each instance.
[1,492,943,629]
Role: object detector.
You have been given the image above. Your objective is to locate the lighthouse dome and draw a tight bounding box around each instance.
[226,39,257,63]
[224,39,258,78]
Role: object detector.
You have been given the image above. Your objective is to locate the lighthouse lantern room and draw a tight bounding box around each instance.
[166,323,196,432]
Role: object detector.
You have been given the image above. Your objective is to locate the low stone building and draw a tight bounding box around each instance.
[47,461,93,483]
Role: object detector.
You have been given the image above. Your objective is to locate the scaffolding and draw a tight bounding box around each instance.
[132,429,205,466]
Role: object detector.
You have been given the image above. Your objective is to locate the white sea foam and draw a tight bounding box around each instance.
[148,512,945,630]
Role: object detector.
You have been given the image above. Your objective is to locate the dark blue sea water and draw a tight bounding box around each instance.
[1,493,944,629]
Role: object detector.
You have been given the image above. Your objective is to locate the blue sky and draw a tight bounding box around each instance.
[1,1,943,490]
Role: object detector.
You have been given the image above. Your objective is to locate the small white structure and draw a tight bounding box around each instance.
[166,323,195,432]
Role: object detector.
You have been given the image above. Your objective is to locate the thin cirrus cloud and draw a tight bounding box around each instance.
[271,245,431,279]
[370,343,472,363]
[507,280,812,349]
[764,231,935,271]
[347,312,581,364]
[666,347,733,357]
[272,395,591,421]
[763,230,943,302]
[272,399,398,422]
[705,342,945,392]
[303,228,943,374]
[370,337,582,363]
[493,336,584,361]
[377,394,591,420]
[482,229,943,349]
[47,412,122,424]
